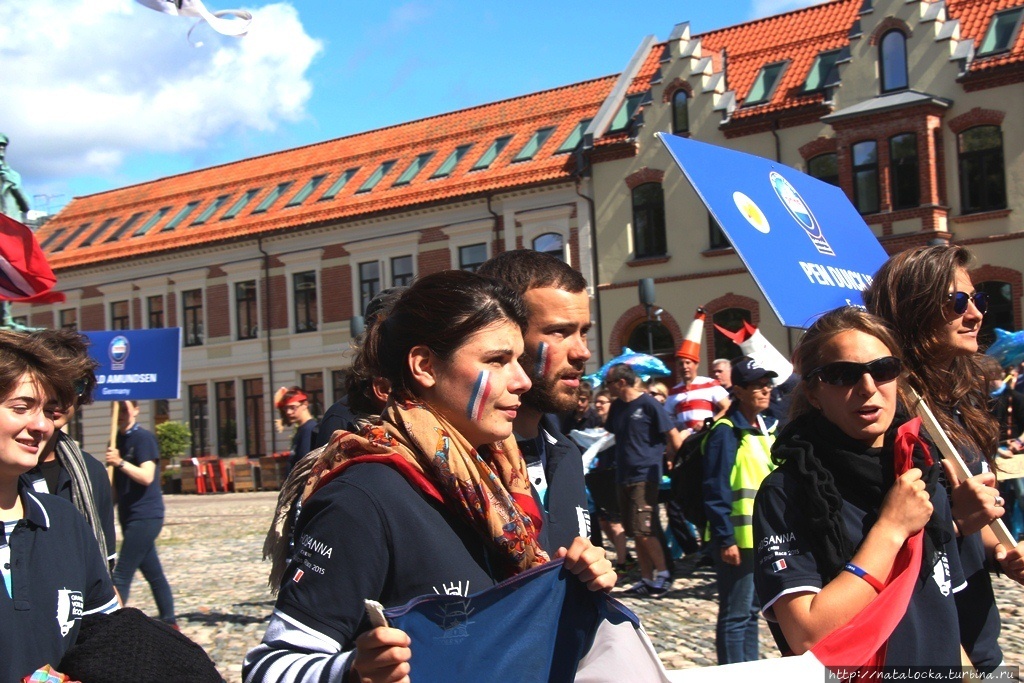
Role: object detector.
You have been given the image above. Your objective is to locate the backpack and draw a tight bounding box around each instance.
[669,417,738,529]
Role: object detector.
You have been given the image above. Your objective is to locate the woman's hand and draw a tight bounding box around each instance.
[350,627,411,683]
[876,468,933,541]
[558,537,616,592]
[941,460,1004,537]
[994,541,1024,585]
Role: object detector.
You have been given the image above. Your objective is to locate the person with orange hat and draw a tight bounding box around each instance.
[664,308,731,437]
[276,387,317,474]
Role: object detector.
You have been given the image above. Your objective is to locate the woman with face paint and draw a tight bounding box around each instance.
[752,308,964,669]
[865,245,1024,673]
[247,271,615,683]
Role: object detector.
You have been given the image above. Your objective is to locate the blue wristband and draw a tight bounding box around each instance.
[843,562,884,592]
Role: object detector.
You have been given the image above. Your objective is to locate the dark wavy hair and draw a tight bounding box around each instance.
[0,330,78,412]
[362,270,528,402]
[32,327,99,408]
[863,245,998,461]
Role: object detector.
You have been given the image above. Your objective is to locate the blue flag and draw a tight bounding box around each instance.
[657,133,889,328]
[384,559,673,683]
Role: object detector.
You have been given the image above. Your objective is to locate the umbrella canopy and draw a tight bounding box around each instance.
[584,347,672,388]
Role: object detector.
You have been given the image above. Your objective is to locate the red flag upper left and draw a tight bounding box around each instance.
[0,214,65,304]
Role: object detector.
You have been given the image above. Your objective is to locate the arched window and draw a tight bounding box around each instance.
[672,89,689,134]
[631,183,667,258]
[958,125,1007,214]
[880,30,908,93]
[711,308,753,362]
[977,280,1014,347]
[532,232,564,261]
[808,153,839,187]
[852,140,880,214]
[626,319,675,374]
[889,133,919,209]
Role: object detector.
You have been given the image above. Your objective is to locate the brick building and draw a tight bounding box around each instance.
[26,0,1024,458]
[588,0,1024,369]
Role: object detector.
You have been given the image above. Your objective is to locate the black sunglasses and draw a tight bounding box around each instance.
[804,356,902,387]
[947,290,988,316]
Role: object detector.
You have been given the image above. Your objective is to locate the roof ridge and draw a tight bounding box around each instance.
[71,72,620,203]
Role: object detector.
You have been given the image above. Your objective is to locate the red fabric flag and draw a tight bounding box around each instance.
[810,418,932,677]
[0,214,65,304]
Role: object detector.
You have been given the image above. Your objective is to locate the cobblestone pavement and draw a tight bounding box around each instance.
[124,492,1024,682]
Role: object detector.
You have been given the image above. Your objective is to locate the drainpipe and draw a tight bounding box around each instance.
[574,155,604,366]
[486,194,501,251]
[257,236,276,455]
[771,118,782,163]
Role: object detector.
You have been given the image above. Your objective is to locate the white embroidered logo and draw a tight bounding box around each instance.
[56,588,83,637]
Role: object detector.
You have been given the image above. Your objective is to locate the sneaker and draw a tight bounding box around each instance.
[621,579,669,598]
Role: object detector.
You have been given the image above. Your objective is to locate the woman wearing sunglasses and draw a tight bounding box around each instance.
[865,245,1022,673]
[753,307,964,667]
[245,271,614,683]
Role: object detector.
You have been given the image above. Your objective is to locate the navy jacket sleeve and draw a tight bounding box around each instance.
[702,422,739,547]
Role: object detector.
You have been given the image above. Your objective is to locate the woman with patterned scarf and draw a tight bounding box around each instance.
[753,307,965,671]
[246,270,614,683]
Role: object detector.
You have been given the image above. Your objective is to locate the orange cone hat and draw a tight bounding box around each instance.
[675,307,706,362]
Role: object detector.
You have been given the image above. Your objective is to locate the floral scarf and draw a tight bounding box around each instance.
[265,399,547,590]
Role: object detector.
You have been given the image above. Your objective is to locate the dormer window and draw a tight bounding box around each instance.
[608,94,643,134]
[512,128,555,162]
[978,7,1024,56]
[879,30,908,93]
[745,62,787,106]
[393,152,435,186]
[803,50,841,93]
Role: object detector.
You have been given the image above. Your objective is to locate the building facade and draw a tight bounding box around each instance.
[27,0,1024,458]
[588,0,1024,369]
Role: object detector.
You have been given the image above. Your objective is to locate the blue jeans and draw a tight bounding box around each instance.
[714,547,759,665]
[112,517,176,624]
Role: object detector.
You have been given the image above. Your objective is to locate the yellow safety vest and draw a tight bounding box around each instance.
[706,417,776,549]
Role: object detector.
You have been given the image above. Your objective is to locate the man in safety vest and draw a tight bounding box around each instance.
[701,356,778,665]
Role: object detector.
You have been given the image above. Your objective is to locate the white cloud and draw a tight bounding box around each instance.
[749,0,830,20]
[0,0,322,186]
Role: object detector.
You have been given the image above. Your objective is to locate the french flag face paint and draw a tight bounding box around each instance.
[467,370,492,422]
[534,342,551,378]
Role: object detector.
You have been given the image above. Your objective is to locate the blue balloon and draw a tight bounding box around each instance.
[585,347,672,388]
[987,328,1024,369]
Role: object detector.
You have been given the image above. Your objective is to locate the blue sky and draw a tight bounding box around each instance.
[0,0,823,214]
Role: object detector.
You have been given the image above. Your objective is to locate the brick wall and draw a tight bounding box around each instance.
[207,283,229,338]
[31,309,54,329]
[267,274,287,330]
[418,247,450,276]
[81,303,103,330]
[322,263,352,323]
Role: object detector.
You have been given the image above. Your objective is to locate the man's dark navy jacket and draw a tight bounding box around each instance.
[517,414,590,553]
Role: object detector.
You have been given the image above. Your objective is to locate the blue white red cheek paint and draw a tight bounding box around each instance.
[466,370,492,421]
[534,342,551,377]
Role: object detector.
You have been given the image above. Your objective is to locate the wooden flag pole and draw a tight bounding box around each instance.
[910,389,1016,549]
[107,401,120,487]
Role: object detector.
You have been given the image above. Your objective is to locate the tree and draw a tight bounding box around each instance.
[155,421,192,463]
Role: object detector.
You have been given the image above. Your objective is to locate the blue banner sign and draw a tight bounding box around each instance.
[656,133,889,328]
[83,328,182,400]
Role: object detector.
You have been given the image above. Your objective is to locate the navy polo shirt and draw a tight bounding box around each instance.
[606,392,674,485]
[1,488,118,681]
[114,425,164,524]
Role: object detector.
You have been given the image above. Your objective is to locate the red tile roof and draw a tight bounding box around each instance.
[39,76,616,270]
[632,0,1024,121]
[39,0,1023,271]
